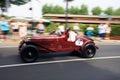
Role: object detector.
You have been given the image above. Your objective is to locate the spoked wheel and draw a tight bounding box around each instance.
[81,44,96,58]
[20,45,39,63]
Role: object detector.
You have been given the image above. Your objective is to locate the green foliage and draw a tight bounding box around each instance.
[42,4,65,14]
[46,23,120,36]
[92,6,102,15]
[42,4,53,15]
[104,7,113,15]
[67,23,75,30]
[111,24,120,36]
[0,0,6,7]
[79,24,88,32]
[52,5,65,14]
[79,4,88,15]
[45,23,99,36]
[42,4,120,16]
[91,24,99,36]
[42,4,89,15]
[45,23,60,33]
[113,8,120,16]
[0,14,6,17]
[69,6,80,14]
[0,14,11,19]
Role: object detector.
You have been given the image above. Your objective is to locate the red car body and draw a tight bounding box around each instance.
[19,32,98,63]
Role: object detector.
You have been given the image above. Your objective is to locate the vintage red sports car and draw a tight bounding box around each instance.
[19,30,98,63]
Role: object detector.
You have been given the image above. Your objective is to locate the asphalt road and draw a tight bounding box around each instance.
[0,44,120,80]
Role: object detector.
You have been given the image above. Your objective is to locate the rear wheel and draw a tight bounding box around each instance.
[81,44,96,58]
[20,45,39,63]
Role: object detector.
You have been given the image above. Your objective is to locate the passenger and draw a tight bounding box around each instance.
[67,28,77,42]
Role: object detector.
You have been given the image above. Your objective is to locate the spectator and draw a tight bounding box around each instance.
[18,20,28,40]
[0,18,2,39]
[73,23,79,34]
[86,24,94,37]
[36,20,45,35]
[105,23,111,39]
[10,20,19,40]
[0,16,10,40]
[98,23,106,39]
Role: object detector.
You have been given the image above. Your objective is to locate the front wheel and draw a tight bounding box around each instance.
[81,44,96,58]
[20,45,39,63]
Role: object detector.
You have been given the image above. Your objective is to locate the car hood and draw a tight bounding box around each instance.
[30,35,65,40]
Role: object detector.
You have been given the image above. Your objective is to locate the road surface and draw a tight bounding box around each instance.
[0,44,120,80]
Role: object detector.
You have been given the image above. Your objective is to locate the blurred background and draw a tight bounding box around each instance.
[0,0,120,40]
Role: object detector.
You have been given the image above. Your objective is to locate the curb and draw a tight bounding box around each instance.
[95,40,120,43]
[0,35,120,47]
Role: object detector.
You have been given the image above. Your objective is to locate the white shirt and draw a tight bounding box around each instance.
[98,25,106,34]
[68,31,77,42]
[11,22,19,29]
[73,26,79,30]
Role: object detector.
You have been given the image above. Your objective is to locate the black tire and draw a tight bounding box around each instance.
[81,44,96,58]
[20,45,39,63]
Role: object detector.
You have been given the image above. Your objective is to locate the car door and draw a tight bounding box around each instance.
[56,35,76,52]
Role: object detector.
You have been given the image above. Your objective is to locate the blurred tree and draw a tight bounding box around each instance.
[92,6,102,15]
[0,0,6,7]
[0,0,30,12]
[0,0,30,7]
[46,23,60,33]
[42,4,53,14]
[10,0,30,6]
[113,8,120,16]
[79,4,88,15]
[42,4,65,14]
[52,5,65,14]
[104,7,113,15]
[69,6,80,14]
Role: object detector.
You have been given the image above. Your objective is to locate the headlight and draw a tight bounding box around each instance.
[75,38,83,46]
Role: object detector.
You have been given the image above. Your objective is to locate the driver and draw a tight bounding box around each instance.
[57,24,65,34]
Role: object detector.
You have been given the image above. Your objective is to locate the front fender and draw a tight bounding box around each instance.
[19,41,38,53]
[81,41,98,51]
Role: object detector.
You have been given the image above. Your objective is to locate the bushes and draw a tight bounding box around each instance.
[45,23,60,33]
[45,23,120,36]
[111,24,120,36]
